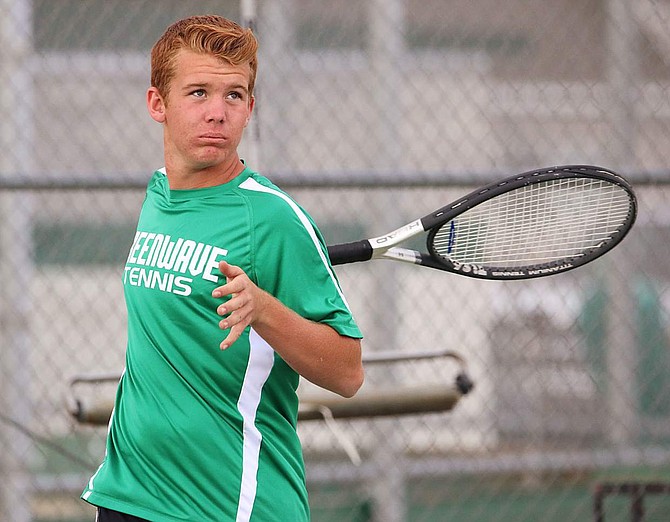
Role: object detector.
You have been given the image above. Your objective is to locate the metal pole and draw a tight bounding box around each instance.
[0,1,35,520]
[603,0,639,448]
[240,0,261,170]
[366,3,407,521]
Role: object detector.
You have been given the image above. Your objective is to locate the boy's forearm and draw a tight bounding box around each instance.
[252,291,364,398]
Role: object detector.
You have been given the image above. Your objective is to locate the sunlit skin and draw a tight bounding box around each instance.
[146,49,255,189]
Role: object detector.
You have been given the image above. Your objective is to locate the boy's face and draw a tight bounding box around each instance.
[147,49,254,187]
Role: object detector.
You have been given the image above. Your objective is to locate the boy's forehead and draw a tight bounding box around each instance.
[174,50,251,80]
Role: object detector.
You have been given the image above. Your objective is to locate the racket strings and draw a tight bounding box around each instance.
[431,178,633,268]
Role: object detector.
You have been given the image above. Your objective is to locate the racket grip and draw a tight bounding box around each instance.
[327,240,374,266]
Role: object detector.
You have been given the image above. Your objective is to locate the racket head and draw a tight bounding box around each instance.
[425,165,637,280]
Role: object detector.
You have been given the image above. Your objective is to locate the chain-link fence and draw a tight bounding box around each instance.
[2,1,670,521]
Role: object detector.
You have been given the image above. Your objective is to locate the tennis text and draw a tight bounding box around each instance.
[123,231,228,296]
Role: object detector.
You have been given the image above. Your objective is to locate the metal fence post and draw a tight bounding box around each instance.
[0,1,35,521]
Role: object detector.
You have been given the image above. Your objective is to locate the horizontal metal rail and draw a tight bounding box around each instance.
[33,446,670,494]
[68,349,473,425]
[1,170,668,190]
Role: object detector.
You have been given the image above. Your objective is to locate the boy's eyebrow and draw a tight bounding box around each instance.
[181,82,204,90]
[182,81,249,93]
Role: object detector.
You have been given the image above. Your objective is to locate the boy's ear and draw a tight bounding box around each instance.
[147,87,166,123]
[244,95,255,127]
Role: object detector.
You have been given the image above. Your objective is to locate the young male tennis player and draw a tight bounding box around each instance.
[81,15,363,522]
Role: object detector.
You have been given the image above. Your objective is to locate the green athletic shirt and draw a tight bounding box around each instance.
[81,167,362,521]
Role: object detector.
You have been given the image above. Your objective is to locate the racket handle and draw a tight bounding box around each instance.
[327,240,373,266]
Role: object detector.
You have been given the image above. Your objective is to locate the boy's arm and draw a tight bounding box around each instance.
[213,261,364,398]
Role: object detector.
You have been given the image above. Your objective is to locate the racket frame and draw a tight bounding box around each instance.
[327,165,637,280]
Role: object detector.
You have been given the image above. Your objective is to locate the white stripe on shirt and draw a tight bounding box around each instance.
[235,328,275,522]
[239,177,353,312]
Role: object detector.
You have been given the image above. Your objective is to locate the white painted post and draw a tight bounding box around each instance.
[604,0,639,447]
[367,2,407,521]
[0,1,35,521]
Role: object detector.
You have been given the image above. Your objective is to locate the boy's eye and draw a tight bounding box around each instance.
[191,89,206,97]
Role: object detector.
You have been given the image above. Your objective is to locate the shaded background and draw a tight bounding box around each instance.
[1,1,670,520]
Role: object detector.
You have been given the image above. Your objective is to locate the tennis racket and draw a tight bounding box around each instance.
[326,165,637,280]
